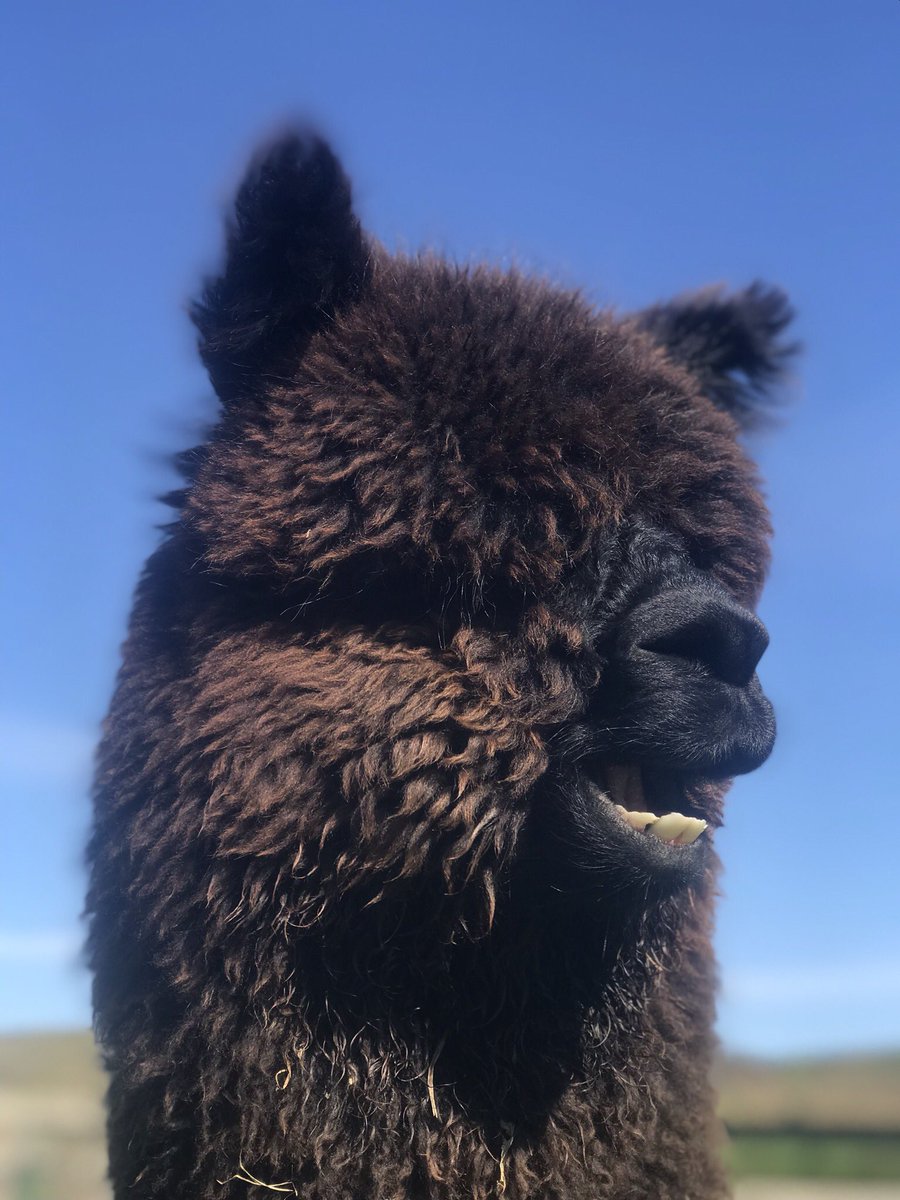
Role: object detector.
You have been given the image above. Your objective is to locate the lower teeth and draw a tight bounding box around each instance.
[614,804,707,846]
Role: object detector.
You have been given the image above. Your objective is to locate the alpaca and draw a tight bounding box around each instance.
[87,133,793,1200]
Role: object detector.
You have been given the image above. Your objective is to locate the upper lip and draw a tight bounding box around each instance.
[589,580,777,779]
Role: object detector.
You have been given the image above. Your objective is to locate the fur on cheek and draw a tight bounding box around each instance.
[142,622,560,945]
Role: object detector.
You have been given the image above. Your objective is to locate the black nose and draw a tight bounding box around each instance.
[631,587,769,687]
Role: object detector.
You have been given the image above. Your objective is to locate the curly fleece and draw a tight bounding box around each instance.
[87,133,793,1199]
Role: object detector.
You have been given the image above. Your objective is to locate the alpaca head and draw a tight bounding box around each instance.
[180,133,792,960]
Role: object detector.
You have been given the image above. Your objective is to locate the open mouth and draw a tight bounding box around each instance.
[588,763,709,849]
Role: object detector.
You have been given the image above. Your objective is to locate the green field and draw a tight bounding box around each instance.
[715,1052,900,1184]
[725,1130,900,1182]
[1,1032,898,1200]
[0,1033,107,1200]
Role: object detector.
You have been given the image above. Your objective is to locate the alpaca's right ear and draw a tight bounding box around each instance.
[192,132,369,403]
[634,283,796,429]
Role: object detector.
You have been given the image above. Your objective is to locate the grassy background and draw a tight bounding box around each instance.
[714,1053,900,1185]
[2,1032,899,1200]
[0,1033,106,1200]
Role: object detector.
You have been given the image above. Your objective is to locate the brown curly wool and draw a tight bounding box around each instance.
[87,133,794,1199]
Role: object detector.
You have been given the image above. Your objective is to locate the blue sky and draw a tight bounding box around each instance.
[2,1,898,1057]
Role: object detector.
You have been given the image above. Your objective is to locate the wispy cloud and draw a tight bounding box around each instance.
[0,714,96,782]
[723,961,900,1006]
[0,930,82,963]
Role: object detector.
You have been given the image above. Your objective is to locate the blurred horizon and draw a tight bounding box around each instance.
[6,1029,900,1196]
[2,1,899,1059]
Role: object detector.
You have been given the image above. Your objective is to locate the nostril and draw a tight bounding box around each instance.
[636,592,769,687]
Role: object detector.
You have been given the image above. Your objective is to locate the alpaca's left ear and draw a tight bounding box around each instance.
[634,283,797,428]
[192,132,369,404]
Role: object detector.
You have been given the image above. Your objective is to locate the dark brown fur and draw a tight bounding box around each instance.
[87,134,792,1198]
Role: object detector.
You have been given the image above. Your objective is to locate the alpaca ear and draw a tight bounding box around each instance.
[192,132,369,403]
[634,283,796,428]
